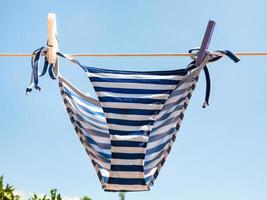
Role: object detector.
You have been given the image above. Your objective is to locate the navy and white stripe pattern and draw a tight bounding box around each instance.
[22,48,239,191]
[59,77,111,188]
[59,63,203,191]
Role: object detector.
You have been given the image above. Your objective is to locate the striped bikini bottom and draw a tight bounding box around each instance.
[58,63,205,192]
[25,48,238,192]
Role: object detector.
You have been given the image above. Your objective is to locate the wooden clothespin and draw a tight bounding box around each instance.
[47,13,58,65]
[195,20,216,66]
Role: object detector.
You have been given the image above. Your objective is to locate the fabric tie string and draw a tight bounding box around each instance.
[188,48,240,108]
[25,47,240,109]
[26,47,60,94]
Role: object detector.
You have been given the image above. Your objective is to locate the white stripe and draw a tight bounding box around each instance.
[111,158,144,165]
[101,102,163,110]
[104,184,148,191]
[96,91,170,99]
[99,168,110,177]
[144,168,157,178]
[107,124,152,132]
[110,135,148,142]
[88,72,184,80]
[92,81,177,90]
[109,171,144,178]
[111,147,145,154]
[107,113,156,121]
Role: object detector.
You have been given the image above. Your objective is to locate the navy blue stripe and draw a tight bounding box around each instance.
[111,165,143,172]
[83,65,188,75]
[108,177,146,185]
[109,129,148,136]
[98,96,165,104]
[112,153,145,159]
[107,118,154,126]
[90,77,180,85]
[103,107,159,115]
[94,87,172,94]
[111,140,147,148]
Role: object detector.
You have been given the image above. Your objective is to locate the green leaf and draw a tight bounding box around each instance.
[118,192,126,200]
[81,196,92,200]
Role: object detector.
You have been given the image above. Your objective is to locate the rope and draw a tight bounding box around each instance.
[1,52,267,57]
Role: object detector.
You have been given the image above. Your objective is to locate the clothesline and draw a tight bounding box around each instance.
[1,52,267,57]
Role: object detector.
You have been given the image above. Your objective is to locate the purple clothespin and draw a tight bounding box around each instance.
[195,20,216,66]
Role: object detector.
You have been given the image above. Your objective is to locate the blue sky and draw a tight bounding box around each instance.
[0,1,267,200]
